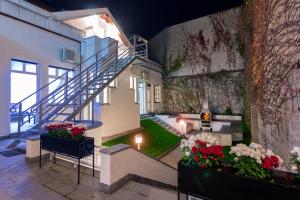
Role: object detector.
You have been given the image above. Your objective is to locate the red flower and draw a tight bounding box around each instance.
[194,157,199,162]
[262,156,279,170]
[200,164,206,168]
[191,146,198,153]
[196,139,206,147]
[71,127,85,136]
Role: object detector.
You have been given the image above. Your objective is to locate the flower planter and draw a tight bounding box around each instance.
[40,134,94,158]
[178,160,300,200]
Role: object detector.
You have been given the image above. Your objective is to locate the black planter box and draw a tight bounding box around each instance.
[178,160,300,200]
[41,134,94,159]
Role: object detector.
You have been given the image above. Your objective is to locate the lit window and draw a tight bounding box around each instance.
[25,63,37,73]
[130,76,134,89]
[154,85,161,103]
[10,60,38,110]
[48,66,74,104]
[134,77,138,103]
[102,87,110,104]
[130,76,138,103]
[11,60,23,71]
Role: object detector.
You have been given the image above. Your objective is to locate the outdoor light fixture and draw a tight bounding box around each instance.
[180,120,185,125]
[179,120,185,135]
[135,134,143,150]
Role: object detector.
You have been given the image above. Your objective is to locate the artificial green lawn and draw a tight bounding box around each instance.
[102,119,182,158]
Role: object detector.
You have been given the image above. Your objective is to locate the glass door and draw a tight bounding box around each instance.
[146,84,152,113]
[139,82,146,114]
[10,59,38,133]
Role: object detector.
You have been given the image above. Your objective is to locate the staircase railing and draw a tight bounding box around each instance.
[10,35,148,134]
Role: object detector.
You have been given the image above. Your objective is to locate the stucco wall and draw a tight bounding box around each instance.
[100,145,177,188]
[148,7,244,114]
[0,14,80,137]
[85,62,163,145]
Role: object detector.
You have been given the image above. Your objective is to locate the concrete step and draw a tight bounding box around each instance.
[16,141,26,151]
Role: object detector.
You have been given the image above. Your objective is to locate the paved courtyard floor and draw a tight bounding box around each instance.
[0,153,180,200]
[159,146,181,169]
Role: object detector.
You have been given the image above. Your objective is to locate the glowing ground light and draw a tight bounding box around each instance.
[135,134,143,150]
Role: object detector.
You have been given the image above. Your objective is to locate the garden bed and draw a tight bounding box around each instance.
[102,119,182,157]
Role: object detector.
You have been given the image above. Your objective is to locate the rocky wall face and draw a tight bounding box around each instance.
[244,0,300,164]
[163,71,244,114]
[149,7,245,115]
[149,7,244,77]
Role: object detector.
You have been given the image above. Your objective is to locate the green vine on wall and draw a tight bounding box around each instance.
[161,45,186,77]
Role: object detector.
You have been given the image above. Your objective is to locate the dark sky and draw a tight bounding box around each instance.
[28,0,243,39]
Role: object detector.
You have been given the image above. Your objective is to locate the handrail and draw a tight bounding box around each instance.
[10,35,148,133]
[20,46,134,124]
[10,36,134,110]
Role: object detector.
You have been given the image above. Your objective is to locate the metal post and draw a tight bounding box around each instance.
[39,136,42,168]
[91,100,94,124]
[93,149,95,177]
[38,104,43,132]
[77,158,80,184]
[114,41,118,73]
[73,95,76,122]
[79,64,82,120]
[65,73,68,101]
[86,70,89,100]
[133,35,136,57]
[17,103,22,134]
[145,41,148,60]
[95,53,99,77]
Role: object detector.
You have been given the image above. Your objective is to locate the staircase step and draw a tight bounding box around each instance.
[55,113,72,116]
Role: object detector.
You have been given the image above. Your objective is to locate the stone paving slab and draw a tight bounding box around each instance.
[159,146,182,169]
[0,153,181,200]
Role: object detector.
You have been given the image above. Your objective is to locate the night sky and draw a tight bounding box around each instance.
[28,0,243,39]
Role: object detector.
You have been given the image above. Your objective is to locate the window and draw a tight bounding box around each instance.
[99,78,111,104]
[102,87,110,104]
[154,85,161,103]
[130,76,138,103]
[10,59,38,110]
[48,66,74,104]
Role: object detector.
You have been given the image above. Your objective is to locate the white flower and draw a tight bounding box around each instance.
[291,150,296,155]
[292,165,298,171]
[185,151,191,157]
[294,147,300,152]
[180,139,188,149]
[257,159,262,164]
[234,157,239,161]
[266,150,274,157]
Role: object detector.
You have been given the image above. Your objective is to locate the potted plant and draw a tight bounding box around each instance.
[41,122,94,158]
[291,147,300,180]
[178,136,300,200]
[230,143,283,180]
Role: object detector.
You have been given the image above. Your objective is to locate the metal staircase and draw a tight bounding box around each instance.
[10,35,148,135]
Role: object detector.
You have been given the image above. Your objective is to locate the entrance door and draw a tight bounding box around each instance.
[139,82,146,114]
[146,84,152,113]
[10,59,38,133]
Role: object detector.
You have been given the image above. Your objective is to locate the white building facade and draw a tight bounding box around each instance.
[0,0,163,146]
